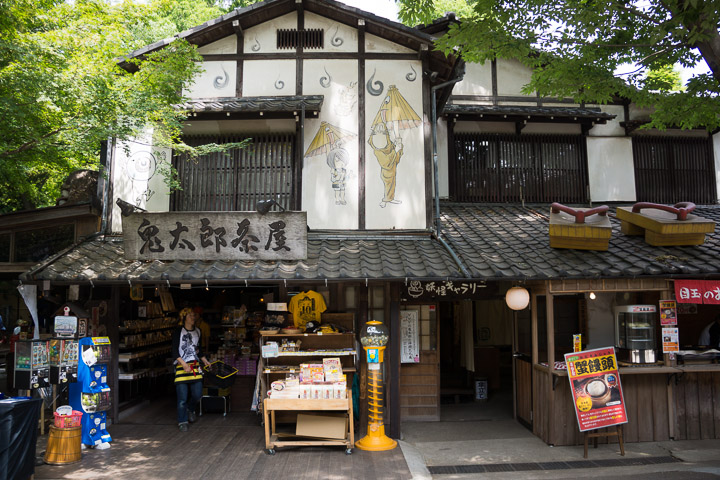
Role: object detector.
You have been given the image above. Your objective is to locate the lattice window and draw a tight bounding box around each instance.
[14,224,74,263]
[171,134,296,212]
[632,136,716,204]
[450,133,589,203]
[276,29,324,49]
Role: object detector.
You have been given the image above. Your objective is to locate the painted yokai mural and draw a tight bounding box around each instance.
[364,61,425,230]
[368,85,421,208]
[305,122,357,206]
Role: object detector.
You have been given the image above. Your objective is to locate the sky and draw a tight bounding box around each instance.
[336,0,710,87]
[338,0,399,22]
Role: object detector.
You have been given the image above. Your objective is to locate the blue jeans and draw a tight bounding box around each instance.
[176,380,202,424]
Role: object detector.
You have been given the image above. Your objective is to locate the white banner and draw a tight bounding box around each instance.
[17,284,40,339]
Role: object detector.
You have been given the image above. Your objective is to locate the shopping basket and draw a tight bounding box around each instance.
[203,361,238,388]
[54,410,83,428]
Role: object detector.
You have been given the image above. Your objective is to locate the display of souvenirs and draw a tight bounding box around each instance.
[288,290,327,329]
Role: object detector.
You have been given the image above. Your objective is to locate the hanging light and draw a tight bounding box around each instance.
[505,286,530,310]
[589,292,597,300]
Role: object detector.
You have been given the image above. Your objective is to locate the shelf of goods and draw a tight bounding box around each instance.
[118,315,175,382]
[259,327,356,454]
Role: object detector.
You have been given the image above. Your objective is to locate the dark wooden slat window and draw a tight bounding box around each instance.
[450,133,588,203]
[277,29,324,49]
[171,134,296,212]
[632,136,716,204]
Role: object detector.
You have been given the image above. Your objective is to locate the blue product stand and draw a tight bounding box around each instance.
[69,337,112,447]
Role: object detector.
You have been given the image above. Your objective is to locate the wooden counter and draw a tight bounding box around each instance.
[531,362,720,446]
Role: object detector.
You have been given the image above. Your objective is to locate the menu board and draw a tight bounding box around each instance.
[662,327,679,353]
[565,347,627,432]
[400,310,420,363]
[659,300,677,325]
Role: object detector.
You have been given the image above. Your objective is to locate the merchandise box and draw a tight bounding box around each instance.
[296,413,347,440]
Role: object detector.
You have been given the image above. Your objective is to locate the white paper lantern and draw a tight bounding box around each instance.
[505,286,530,310]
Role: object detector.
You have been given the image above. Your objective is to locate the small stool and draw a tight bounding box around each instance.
[44,425,82,465]
[200,395,230,416]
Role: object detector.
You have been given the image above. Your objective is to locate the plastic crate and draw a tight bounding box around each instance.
[54,410,83,428]
[203,361,238,388]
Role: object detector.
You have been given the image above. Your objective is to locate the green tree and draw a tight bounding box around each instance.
[0,0,248,213]
[398,0,720,131]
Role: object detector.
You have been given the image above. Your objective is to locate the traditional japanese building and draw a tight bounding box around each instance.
[19,0,720,445]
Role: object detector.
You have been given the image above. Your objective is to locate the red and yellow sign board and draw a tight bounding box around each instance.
[565,347,627,432]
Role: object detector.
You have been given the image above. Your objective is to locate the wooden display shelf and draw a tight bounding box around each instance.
[263,367,356,374]
[263,394,354,455]
[274,350,356,357]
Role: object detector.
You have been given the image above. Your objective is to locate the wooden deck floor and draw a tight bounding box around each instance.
[33,393,410,480]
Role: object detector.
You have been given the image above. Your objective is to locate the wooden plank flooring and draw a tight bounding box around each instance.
[34,394,411,480]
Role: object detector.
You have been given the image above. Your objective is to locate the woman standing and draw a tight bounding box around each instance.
[172,308,211,432]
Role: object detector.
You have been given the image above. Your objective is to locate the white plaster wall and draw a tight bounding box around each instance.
[302,59,360,229]
[496,58,534,97]
[183,61,236,98]
[452,62,492,97]
[242,59,296,96]
[585,292,616,350]
[365,59,425,229]
[304,12,358,53]
[197,36,236,55]
[111,133,171,233]
[437,118,449,199]
[365,33,415,54]
[587,105,625,137]
[715,131,720,202]
[243,12,296,54]
[587,136,636,202]
[182,119,296,135]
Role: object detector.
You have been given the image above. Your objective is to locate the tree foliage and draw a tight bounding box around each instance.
[0,0,252,213]
[398,0,720,131]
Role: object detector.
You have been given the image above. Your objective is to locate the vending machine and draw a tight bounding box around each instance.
[48,338,79,384]
[14,339,50,389]
[69,336,112,448]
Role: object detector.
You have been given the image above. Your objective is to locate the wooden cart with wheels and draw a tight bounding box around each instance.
[263,393,354,454]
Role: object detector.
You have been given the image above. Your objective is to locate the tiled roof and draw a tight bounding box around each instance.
[20,233,461,284]
[443,104,616,121]
[174,95,324,113]
[20,204,720,284]
[440,204,720,280]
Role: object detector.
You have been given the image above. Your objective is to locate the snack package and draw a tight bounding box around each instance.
[323,357,343,382]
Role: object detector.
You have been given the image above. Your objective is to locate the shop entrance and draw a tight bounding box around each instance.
[117,284,278,416]
[438,300,515,422]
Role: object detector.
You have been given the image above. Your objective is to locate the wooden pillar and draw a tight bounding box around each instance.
[546,289,555,445]
[662,284,676,439]
[389,283,401,439]
[109,285,120,424]
[358,284,369,437]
